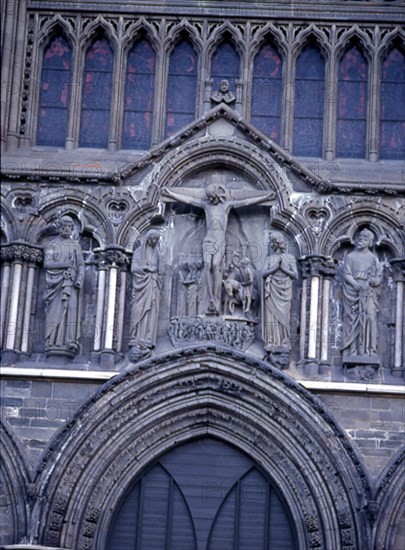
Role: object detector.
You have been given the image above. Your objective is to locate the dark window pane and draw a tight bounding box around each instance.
[37,36,72,146]
[122,39,156,149]
[79,38,113,148]
[336,46,368,158]
[380,48,405,160]
[252,43,282,143]
[165,40,198,137]
[211,41,240,92]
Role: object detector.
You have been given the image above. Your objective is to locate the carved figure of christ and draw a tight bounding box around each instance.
[162,183,275,314]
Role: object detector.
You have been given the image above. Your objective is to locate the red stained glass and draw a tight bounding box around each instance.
[251,43,282,143]
[165,40,198,137]
[336,46,368,158]
[380,47,405,160]
[37,36,72,146]
[79,37,113,148]
[122,39,156,149]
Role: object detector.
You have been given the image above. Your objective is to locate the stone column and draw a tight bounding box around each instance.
[390,259,405,377]
[99,248,130,368]
[93,261,107,354]
[299,255,337,377]
[1,243,43,362]
[0,258,12,349]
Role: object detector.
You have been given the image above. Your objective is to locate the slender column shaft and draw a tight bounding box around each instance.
[0,264,12,347]
[115,271,127,352]
[394,281,404,369]
[308,276,320,358]
[299,278,307,360]
[20,264,35,353]
[93,268,107,352]
[104,265,118,350]
[321,278,331,362]
[5,262,23,350]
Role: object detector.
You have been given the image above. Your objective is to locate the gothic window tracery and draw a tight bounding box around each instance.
[37,34,72,146]
[336,44,368,158]
[122,38,156,149]
[165,39,198,137]
[293,45,325,157]
[380,45,405,160]
[251,41,283,143]
[210,40,240,93]
[79,36,114,148]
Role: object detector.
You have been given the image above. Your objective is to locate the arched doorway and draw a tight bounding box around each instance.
[107,437,297,550]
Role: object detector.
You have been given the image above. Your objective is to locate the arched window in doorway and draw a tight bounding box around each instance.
[380,46,405,160]
[79,36,114,148]
[165,39,198,137]
[293,45,325,157]
[122,39,156,149]
[210,40,240,93]
[336,44,368,158]
[37,35,72,146]
[251,42,283,143]
[107,438,297,550]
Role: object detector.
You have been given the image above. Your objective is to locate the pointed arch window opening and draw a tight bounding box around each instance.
[293,44,325,157]
[336,44,368,158]
[37,34,72,146]
[122,38,156,150]
[107,438,297,550]
[380,46,405,160]
[251,41,283,144]
[165,39,198,138]
[79,35,114,148]
[210,40,241,94]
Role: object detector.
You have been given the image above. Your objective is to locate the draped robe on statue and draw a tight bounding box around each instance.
[44,237,84,351]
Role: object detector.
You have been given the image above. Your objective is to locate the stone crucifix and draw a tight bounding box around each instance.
[162,183,275,314]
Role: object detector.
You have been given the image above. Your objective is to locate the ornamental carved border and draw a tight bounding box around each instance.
[0,421,31,545]
[33,347,370,549]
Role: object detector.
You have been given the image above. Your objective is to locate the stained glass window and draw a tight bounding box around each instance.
[380,47,405,160]
[251,43,283,143]
[122,39,156,149]
[79,37,113,148]
[37,35,72,146]
[336,46,368,158]
[165,40,198,137]
[293,46,325,157]
[211,41,240,93]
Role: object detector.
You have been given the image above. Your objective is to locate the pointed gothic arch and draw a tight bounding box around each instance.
[31,347,370,549]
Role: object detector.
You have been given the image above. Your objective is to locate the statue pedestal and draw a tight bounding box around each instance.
[343,355,380,382]
[45,348,75,365]
[168,316,256,351]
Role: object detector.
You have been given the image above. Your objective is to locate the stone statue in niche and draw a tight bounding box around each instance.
[162,183,274,315]
[262,232,298,361]
[44,215,85,358]
[342,228,382,359]
[223,252,255,315]
[129,229,162,360]
[210,79,236,106]
[178,260,203,317]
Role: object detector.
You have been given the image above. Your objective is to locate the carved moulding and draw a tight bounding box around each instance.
[32,347,369,549]
[371,449,405,550]
[0,421,31,546]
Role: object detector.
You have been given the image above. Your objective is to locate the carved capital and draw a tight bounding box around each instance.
[0,242,43,265]
[95,247,131,269]
[299,255,337,278]
[390,258,405,282]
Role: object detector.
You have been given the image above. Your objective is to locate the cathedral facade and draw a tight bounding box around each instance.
[1,1,404,549]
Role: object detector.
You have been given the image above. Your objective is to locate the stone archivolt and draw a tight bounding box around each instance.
[28,349,368,549]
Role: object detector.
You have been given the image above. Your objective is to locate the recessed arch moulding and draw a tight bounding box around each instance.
[31,349,370,550]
